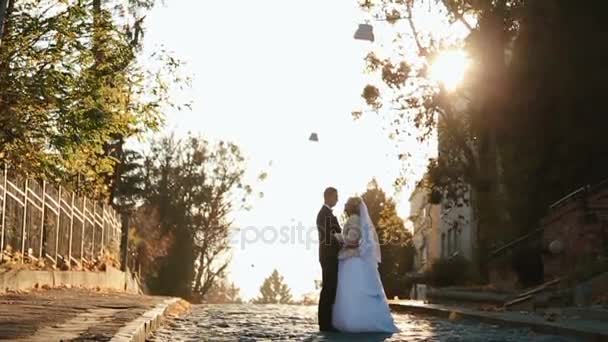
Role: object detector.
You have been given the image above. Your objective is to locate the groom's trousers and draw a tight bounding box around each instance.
[318,258,338,330]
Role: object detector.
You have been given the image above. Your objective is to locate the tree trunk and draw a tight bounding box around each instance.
[104,1,145,205]
[193,253,205,293]
[193,250,228,298]
[120,211,129,272]
[92,0,102,65]
[0,0,9,46]
[469,9,510,281]
[0,0,15,149]
[0,0,13,87]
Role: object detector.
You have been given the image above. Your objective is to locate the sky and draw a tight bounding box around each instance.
[140,0,466,300]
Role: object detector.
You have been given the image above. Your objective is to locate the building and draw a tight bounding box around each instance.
[438,188,476,262]
[409,178,477,275]
[430,98,478,265]
[409,180,440,273]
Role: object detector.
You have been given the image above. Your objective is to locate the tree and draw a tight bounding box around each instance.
[294,280,320,305]
[113,149,147,268]
[113,150,146,210]
[356,1,527,279]
[200,279,243,304]
[0,0,184,196]
[138,135,256,299]
[128,204,174,288]
[297,292,319,306]
[361,180,415,298]
[360,1,608,285]
[252,269,293,304]
[496,2,608,284]
[498,1,608,233]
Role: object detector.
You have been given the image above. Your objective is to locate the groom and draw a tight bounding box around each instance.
[316,187,342,332]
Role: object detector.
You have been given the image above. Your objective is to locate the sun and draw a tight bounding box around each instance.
[429,49,470,92]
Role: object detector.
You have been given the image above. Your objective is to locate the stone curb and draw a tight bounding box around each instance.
[110,298,186,342]
[389,302,608,342]
[427,288,510,305]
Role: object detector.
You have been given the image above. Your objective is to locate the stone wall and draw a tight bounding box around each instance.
[542,182,608,280]
[488,258,521,291]
[0,266,143,294]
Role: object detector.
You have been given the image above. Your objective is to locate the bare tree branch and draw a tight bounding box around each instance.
[440,0,474,31]
[405,1,426,56]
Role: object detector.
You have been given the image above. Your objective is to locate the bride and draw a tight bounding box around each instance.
[332,197,399,333]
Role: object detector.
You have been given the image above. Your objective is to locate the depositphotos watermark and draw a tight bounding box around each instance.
[230,223,319,250]
[229,224,409,250]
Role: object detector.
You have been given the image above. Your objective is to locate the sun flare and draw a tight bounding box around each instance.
[429,50,470,91]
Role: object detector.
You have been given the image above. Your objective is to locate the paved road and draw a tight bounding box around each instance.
[149,304,582,341]
[0,288,168,341]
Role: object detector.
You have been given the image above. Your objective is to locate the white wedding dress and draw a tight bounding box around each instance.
[332,200,399,333]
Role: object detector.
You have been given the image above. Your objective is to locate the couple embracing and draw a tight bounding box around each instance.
[316,187,399,333]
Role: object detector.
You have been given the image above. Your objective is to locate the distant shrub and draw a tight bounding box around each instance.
[426,256,473,287]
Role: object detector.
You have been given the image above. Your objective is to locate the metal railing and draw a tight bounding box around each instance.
[0,167,121,267]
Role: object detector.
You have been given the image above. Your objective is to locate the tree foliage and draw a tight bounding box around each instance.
[0,0,184,196]
[200,278,243,304]
[296,291,319,306]
[361,180,414,298]
[128,204,173,288]
[252,269,293,304]
[113,149,146,210]
[427,255,472,287]
[498,1,608,234]
[292,280,321,305]
[359,1,608,280]
[131,134,255,298]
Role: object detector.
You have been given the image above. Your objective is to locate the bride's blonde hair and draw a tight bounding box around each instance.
[344,197,361,216]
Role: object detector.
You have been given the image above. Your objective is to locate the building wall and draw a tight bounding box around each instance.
[438,188,476,261]
[410,186,427,272]
[410,184,441,273]
[428,205,441,263]
[542,183,608,280]
[410,183,477,274]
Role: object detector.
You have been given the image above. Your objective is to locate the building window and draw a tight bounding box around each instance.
[420,246,427,266]
[448,229,453,256]
[453,222,460,253]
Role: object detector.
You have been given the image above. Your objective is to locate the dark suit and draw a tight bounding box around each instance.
[316,205,342,331]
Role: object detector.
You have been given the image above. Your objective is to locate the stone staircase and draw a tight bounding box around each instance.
[504,278,565,311]
[504,272,608,313]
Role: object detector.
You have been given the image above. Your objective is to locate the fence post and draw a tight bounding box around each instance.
[39,180,46,259]
[68,191,74,267]
[93,201,105,255]
[82,197,86,262]
[107,205,112,242]
[121,212,128,272]
[102,204,106,254]
[0,167,6,262]
[55,186,61,264]
[93,202,98,257]
[20,179,29,262]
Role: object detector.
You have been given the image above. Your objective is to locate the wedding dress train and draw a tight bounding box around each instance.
[332,256,399,333]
